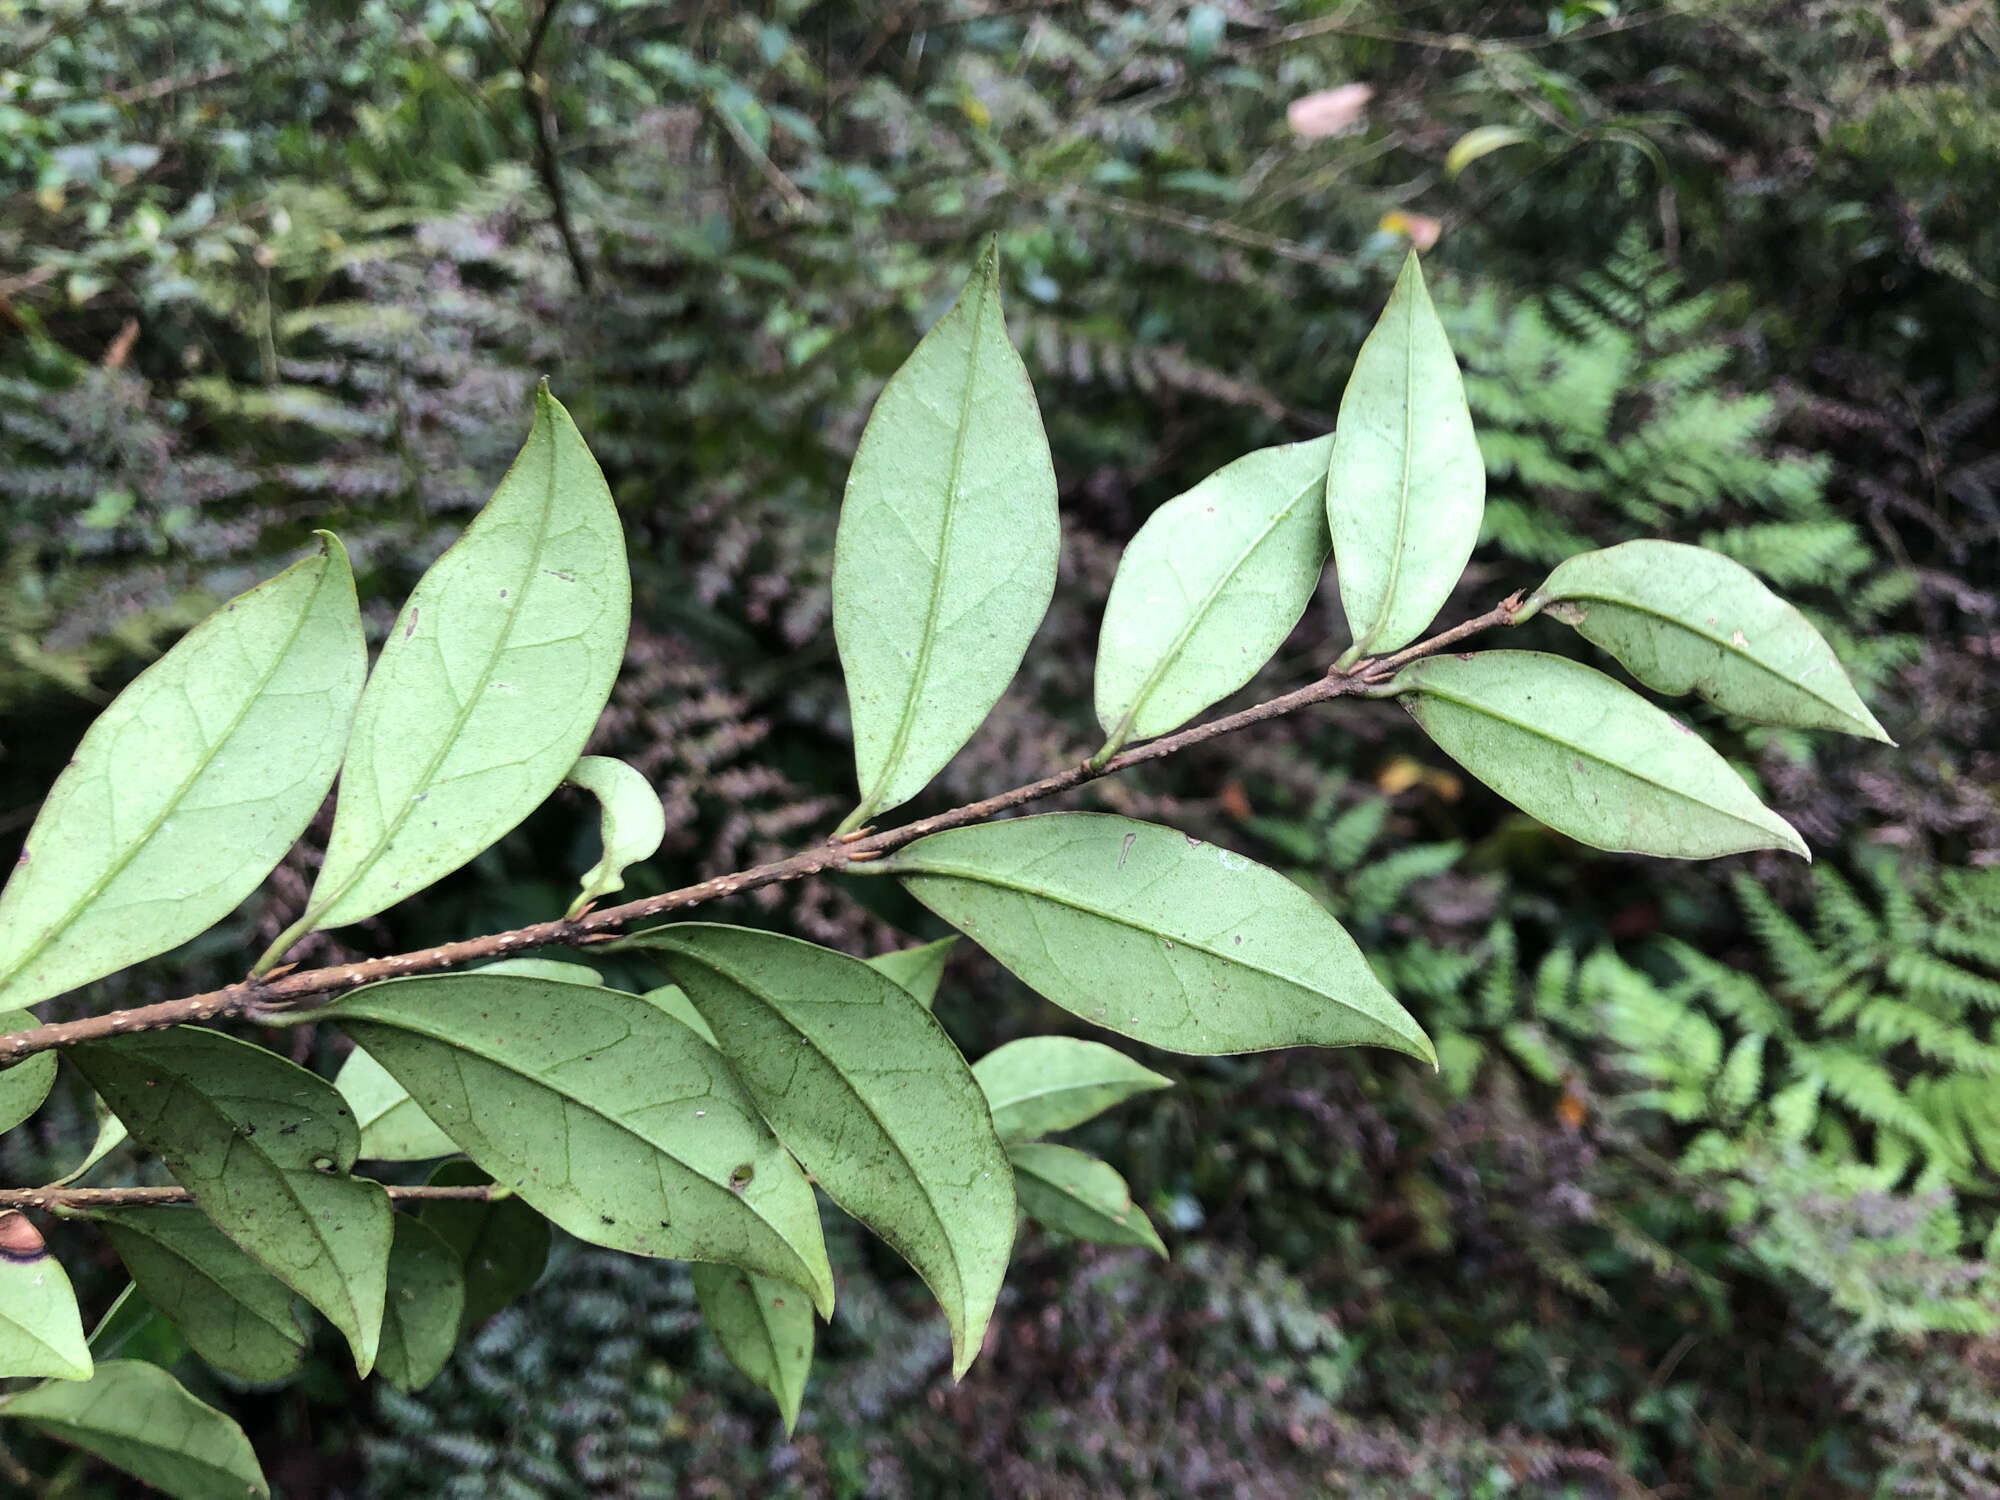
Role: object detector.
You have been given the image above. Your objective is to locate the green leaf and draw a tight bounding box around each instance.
[866,937,959,1009]
[292,387,630,937]
[51,1108,130,1186]
[1528,540,1891,742]
[641,983,719,1045]
[0,1359,268,1499]
[1327,253,1484,664]
[89,1206,309,1384]
[0,1212,92,1380]
[1093,436,1334,757]
[876,813,1433,1062]
[475,958,603,984]
[376,1215,466,1394]
[418,1162,550,1332]
[691,1262,814,1435]
[1444,123,1533,177]
[0,1009,56,1133]
[1008,1143,1164,1256]
[86,1286,188,1370]
[564,756,666,918]
[635,924,1015,1378]
[67,1029,393,1375]
[1392,651,1809,859]
[973,1037,1171,1142]
[327,975,833,1316]
[335,1044,459,1162]
[832,243,1060,831]
[0,535,364,1010]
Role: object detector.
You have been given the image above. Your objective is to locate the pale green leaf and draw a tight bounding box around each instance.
[0,1212,92,1380]
[328,975,833,1316]
[876,813,1432,1062]
[1008,1143,1164,1256]
[68,1029,393,1375]
[376,1215,466,1394]
[0,1009,56,1133]
[475,958,603,984]
[295,386,630,936]
[90,1206,309,1384]
[1327,253,1484,663]
[973,1037,1171,1142]
[691,1262,814,1435]
[86,1286,187,1369]
[1392,651,1809,860]
[635,924,1015,1378]
[833,244,1059,830]
[335,1044,459,1162]
[1529,540,1891,741]
[418,1162,550,1332]
[51,1108,130,1186]
[641,983,718,1044]
[866,937,959,1009]
[0,1359,268,1499]
[0,535,364,1010]
[1444,124,1533,177]
[1094,435,1333,756]
[564,755,666,917]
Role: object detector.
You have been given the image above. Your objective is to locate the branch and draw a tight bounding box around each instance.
[514,0,593,293]
[0,596,1526,1066]
[0,1183,504,1212]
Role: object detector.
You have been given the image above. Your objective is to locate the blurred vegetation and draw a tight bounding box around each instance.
[2,0,1998,1495]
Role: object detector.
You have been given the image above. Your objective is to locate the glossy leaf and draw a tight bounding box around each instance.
[564,755,666,917]
[973,1037,1171,1142]
[67,1029,393,1375]
[1094,435,1334,756]
[418,1162,551,1332]
[1327,253,1484,663]
[1009,1143,1165,1256]
[335,1045,459,1162]
[1529,540,1891,741]
[0,1359,268,1500]
[691,1262,814,1435]
[0,1211,91,1380]
[877,814,1432,1061]
[0,1009,56,1133]
[296,386,631,935]
[636,924,1014,1378]
[0,535,364,1010]
[328,975,833,1315]
[376,1215,466,1394]
[90,1206,308,1384]
[832,244,1060,831]
[866,936,959,1010]
[1393,651,1810,859]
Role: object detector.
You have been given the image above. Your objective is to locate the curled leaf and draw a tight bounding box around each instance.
[564,755,666,917]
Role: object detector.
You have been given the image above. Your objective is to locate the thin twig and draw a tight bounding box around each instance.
[0,597,1526,1066]
[516,0,593,293]
[0,1183,503,1212]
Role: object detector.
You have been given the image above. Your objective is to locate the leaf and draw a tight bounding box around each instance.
[641,983,719,1045]
[327,975,833,1315]
[1327,253,1484,663]
[0,1009,56,1133]
[89,1206,309,1384]
[691,1262,814,1435]
[1093,436,1334,757]
[1392,651,1809,860]
[973,1037,1171,1142]
[292,386,630,937]
[376,1215,466,1394]
[876,813,1433,1062]
[475,958,603,984]
[335,1044,459,1162]
[0,535,364,1010]
[86,1286,188,1369]
[866,937,960,1010]
[0,1212,92,1380]
[1528,540,1892,742]
[832,243,1060,831]
[1008,1143,1165,1256]
[418,1162,550,1332]
[1444,123,1533,177]
[564,756,666,917]
[51,1108,130,1186]
[67,1029,393,1375]
[0,1359,268,1500]
[635,924,1014,1378]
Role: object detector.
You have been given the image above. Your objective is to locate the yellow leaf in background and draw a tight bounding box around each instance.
[1380,210,1443,251]
[1444,124,1533,178]
[1375,754,1463,801]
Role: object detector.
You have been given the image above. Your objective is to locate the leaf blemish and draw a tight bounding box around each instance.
[1119,832,1137,868]
[404,608,418,639]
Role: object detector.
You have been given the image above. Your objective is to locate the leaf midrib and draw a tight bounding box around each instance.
[1358,282,1419,655]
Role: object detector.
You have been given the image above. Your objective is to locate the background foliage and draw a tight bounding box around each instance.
[2,0,1997,1494]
